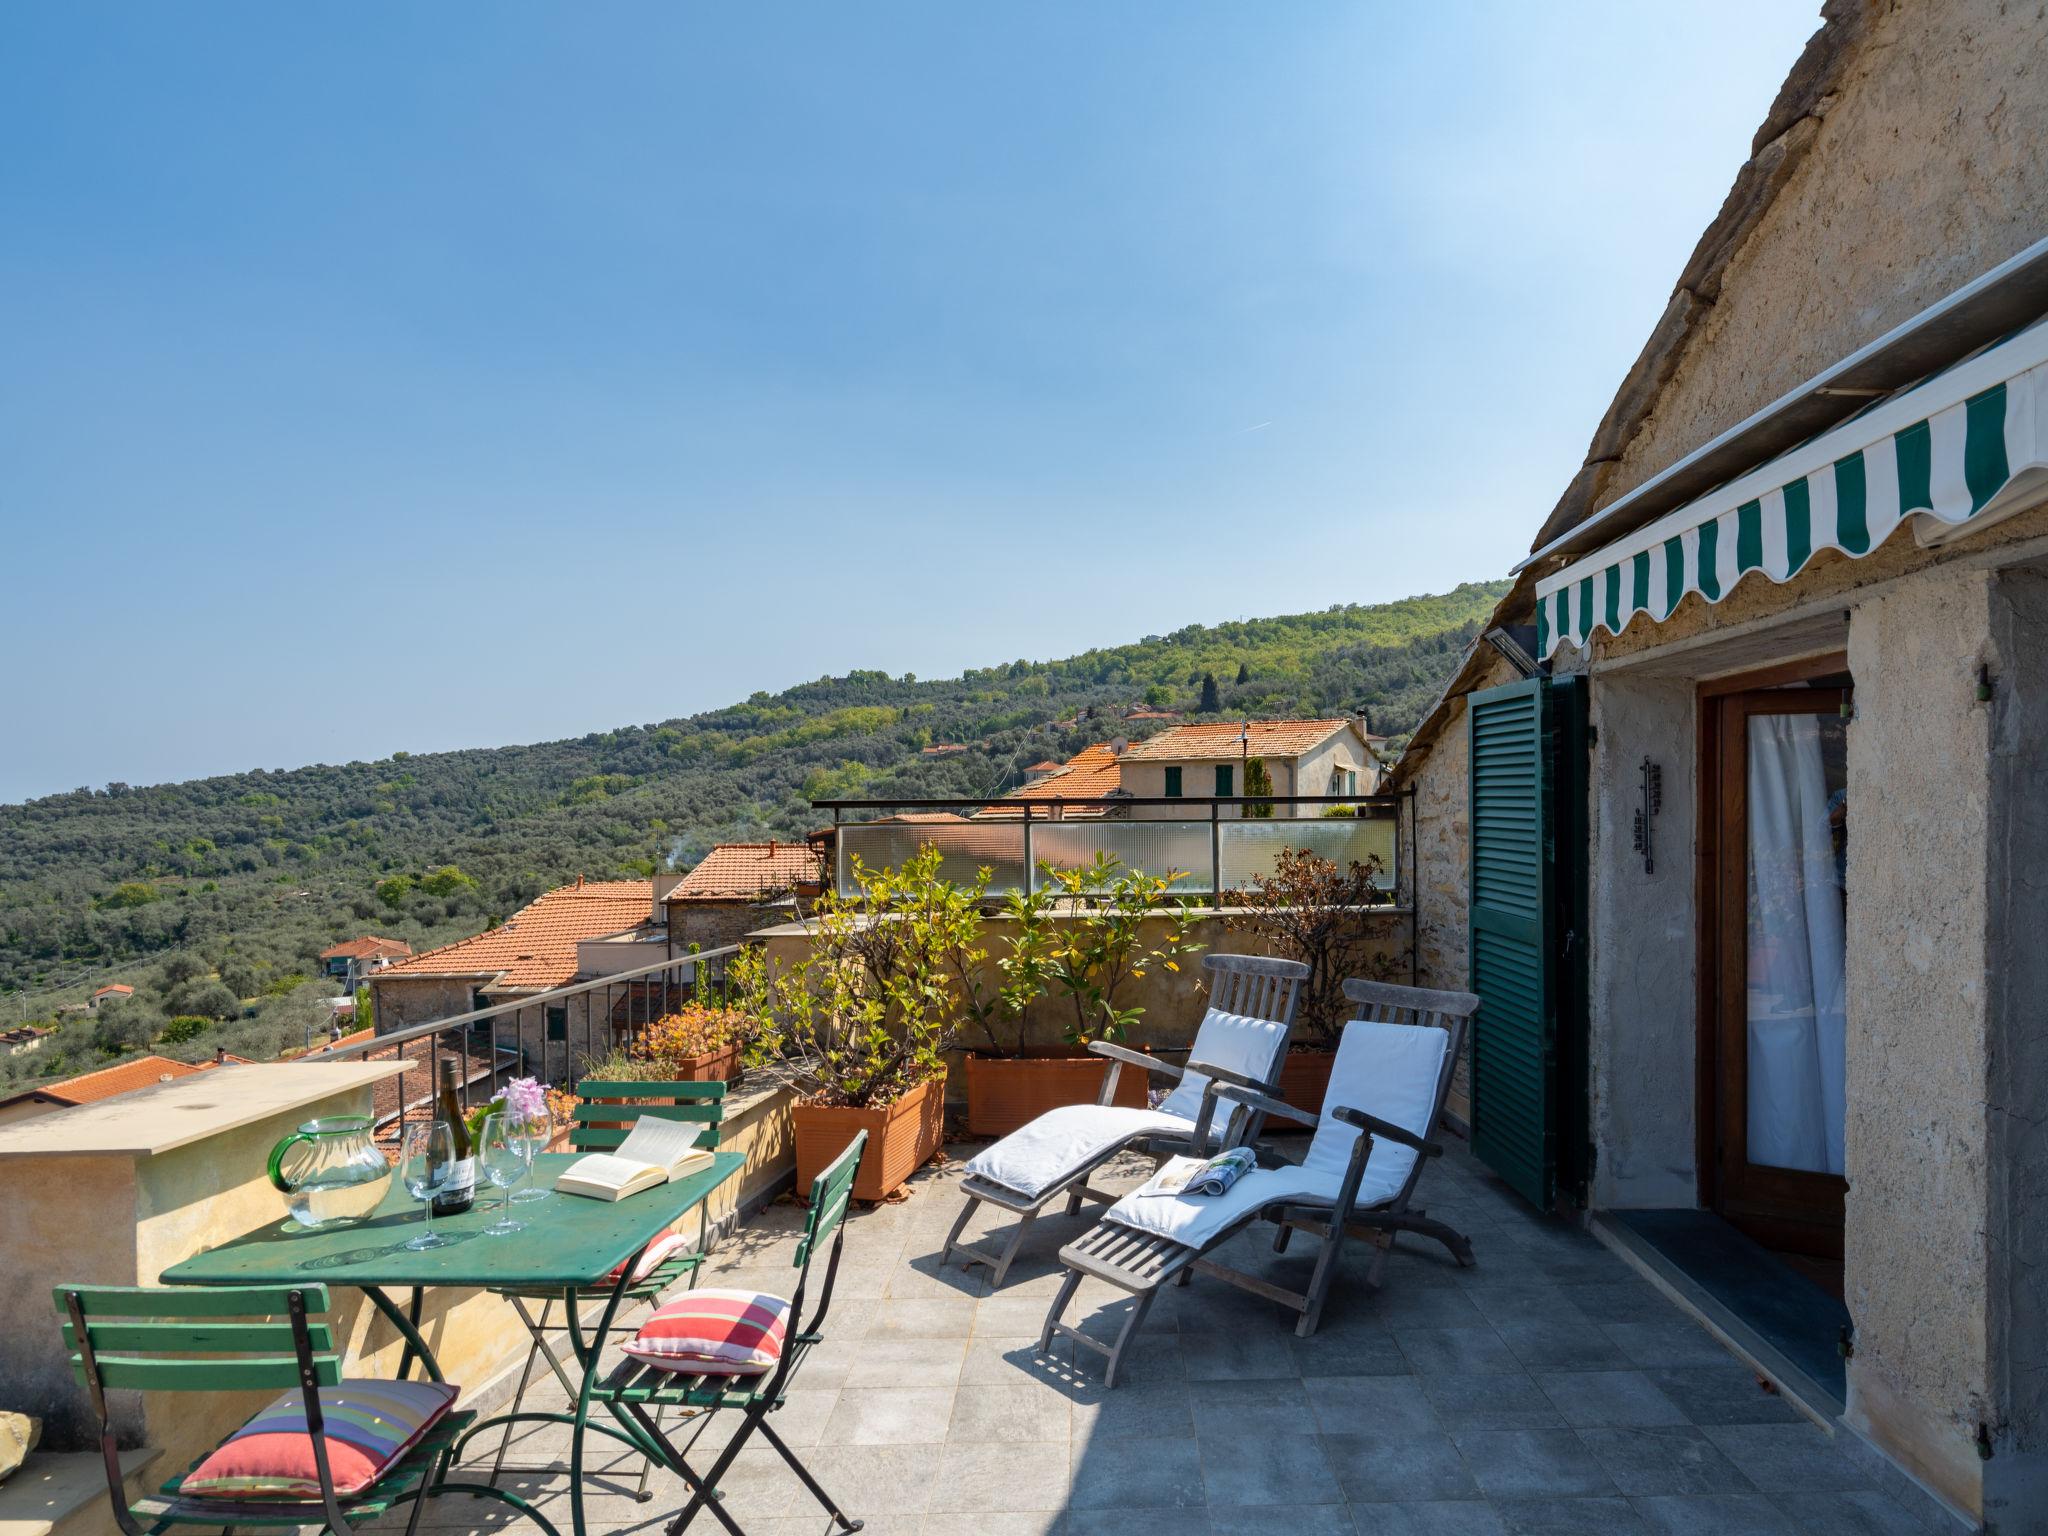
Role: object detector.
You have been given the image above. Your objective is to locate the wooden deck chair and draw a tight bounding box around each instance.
[481,1077,726,1498]
[597,1130,868,1536]
[942,953,1309,1285]
[1040,979,1480,1386]
[57,1281,559,1536]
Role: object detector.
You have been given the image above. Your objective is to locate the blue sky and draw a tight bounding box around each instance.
[0,4,1819,802]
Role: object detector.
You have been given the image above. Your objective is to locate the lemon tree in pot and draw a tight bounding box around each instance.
[754,845,982,1201]
[962,853,1205,1138]
[1224,846,1397,1122]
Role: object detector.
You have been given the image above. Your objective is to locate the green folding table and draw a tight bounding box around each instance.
[161,1151,747,1536]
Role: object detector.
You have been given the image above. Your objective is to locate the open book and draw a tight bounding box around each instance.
[555,1115,715,1202]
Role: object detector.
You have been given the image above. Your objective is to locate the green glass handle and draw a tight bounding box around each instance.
[267,1130,313,1192]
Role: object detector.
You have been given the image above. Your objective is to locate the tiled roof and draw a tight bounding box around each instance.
[1010,743,1125,800]
[92,984,135,999]
[1026,761,1063,773]
[667,842,823,902]
[29,1054,212,1106]
[372,879,651,991]
[319,936,412,962]
[1118,719,1359,762]
[1123,708,1181,722]
[920,743,970,756]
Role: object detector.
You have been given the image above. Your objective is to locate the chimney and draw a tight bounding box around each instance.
[215,1046,228,1065]
[575,874,585,890]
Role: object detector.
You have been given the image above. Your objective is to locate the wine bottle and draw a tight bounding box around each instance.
[431,1057,476,1215]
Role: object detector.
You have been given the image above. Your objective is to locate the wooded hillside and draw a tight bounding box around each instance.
[0,580,1504,1082]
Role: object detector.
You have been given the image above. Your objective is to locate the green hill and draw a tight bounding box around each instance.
[0,579,1505,1080]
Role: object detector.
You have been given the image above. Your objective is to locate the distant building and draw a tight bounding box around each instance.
[0,1052,240,1126]
[1122,707,1181,724]
[919,743,970,757]
[0,1026,51,1056]
[368,877,654,1038]
[1117,719,1382,818]
[980,742,1128,820]
[318,935,412,994]
[662,841,826,949]
[87,984,134,1011]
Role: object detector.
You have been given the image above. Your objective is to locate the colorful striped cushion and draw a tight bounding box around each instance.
[181,1379,458,1500]
[609,1228,692,1285]
[623,1288,789,1375]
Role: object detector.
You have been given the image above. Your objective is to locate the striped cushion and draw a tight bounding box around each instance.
[181,1379,458,1500]
[623,1288,789,1376]
[609,1229,692,1285]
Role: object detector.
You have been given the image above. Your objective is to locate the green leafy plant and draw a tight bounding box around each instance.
[1243,757,1275,818]
[158,1015,210,1045]
[751,845,986,1109]
[1000,853,1205,1048]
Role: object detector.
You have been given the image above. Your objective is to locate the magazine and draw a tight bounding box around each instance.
[555,1116,714,1202]
[1132,1147,1257,1199]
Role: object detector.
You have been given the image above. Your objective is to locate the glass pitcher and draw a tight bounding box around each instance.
[267,1115,392,1229]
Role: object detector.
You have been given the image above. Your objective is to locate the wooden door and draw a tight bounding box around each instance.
[1699,662,1850,1256]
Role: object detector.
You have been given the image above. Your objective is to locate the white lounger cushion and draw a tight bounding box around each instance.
[1156,1009,1293,1122]
[965,1105,1199,1201]
[962,1009,1291,1202]
[1102,1019,1448,1249]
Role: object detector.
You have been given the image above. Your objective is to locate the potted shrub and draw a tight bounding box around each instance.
[1224,847,1398,1125]
[962,854,1204,1138]
[636,1001,753,1084]
[752,846,975,1201]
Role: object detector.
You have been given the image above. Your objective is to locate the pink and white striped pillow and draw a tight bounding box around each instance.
[623,1289,790,1375]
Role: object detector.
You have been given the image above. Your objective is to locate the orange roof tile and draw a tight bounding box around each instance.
[91,984,135,999]
[320,936,413,962]
[1009,743,1125,800]
[1123,708,1181,721]
[372,879,650,991]
[1118,719,1360,763]
[667,842,823,902]
[30,1054,211,1106]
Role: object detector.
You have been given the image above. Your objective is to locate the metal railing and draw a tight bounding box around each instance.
[815,792,1413,902]
[308,945,740,1147]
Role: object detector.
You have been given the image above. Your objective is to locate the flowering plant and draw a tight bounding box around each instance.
[465,1075,551,1142]
[637,1004,752,1071]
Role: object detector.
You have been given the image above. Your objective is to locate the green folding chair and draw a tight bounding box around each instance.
[482,1077,727,1497]
[600,1129,866,1536]
[56,1282,558,1536]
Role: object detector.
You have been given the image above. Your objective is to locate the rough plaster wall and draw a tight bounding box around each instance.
[1982,565,2048,1523]
[1843,566,1996,1517]
[1587,676,1699,1208]
[677,903,785,951]
[1596,0,2048,520]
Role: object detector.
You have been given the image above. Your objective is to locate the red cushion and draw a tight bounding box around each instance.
[622,1289,789,1376]
[181,1379,458,1500]
[609,1228,692,1285]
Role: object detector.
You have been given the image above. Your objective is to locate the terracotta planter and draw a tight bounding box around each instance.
[794,1076,945,1202]
[1270,1048,1337,1131]
[659,1042,745,1085]
[962,1049,1151,1139]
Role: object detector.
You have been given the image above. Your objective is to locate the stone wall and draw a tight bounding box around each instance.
[1840,566,1999,1516]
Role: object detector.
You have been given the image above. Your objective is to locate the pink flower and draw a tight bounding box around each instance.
[505,1076,549,1123]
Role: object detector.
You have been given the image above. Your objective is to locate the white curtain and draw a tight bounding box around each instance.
[1745,714,1847,1176]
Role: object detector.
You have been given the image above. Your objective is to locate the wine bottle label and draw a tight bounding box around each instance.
[436,1157,476,1205]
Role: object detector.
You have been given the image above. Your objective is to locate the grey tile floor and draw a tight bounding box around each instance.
[387,1139,1942,1536]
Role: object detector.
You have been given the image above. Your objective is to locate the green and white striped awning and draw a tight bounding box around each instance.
[1536,319,2048,660]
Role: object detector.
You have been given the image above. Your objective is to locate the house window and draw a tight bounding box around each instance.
[545,1005,568,1042]
[1215,764,1234,797]
[1164,766,1183,798]
[1330,767,1357,795]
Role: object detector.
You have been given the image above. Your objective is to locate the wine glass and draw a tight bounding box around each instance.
[508,1098,554,1204]
[400,1121,454,1250]
[479,1114,527,1236]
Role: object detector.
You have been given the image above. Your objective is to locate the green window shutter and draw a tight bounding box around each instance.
[1165,766,1182,798]
[1215,764,1233,797]
[1467,677,1560,1208]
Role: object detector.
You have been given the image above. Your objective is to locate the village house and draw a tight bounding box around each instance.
[658,840,824,949]
[316,934,411,993]
[1390,4,2048,1526]
[84,984,132,1011]
[0,1052,239,1127]
[1117,717,1382,817]
[0,1025,51,1056]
